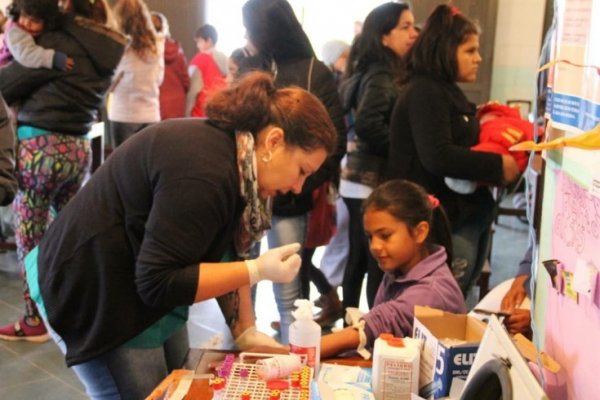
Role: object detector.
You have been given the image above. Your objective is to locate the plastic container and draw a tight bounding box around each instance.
[288,299,321,374]
[371,334,421,400]
[256,354,303,380]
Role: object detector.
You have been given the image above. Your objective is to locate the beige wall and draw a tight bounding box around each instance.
[144,0,205,61]
[490,0,547,109]
[0,0,9,14]
[0,0,204,61]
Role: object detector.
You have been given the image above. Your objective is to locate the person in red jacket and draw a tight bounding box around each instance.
[186,24,226,117]
[151,12,190,119]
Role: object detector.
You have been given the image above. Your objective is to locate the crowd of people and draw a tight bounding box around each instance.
[0,1,537,398]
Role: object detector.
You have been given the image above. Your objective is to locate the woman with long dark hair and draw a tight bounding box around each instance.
[339,2,418,310]
[240,0,347,344]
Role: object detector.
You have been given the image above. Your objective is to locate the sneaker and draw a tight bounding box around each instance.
[0,317,50,343]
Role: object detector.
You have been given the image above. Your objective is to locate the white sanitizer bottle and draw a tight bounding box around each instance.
[288,299,321,374]
[372,333,421,400]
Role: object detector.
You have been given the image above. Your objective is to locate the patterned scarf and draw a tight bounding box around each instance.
[234,131,272,258]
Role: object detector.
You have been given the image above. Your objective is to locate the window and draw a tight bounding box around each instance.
[205,0,390,59]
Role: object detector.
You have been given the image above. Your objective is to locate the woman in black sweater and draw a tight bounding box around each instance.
[24,72,337,399]
[387,5,519,298]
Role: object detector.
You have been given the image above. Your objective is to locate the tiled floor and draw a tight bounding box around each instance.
[0,197,529,399]
[0,251,87,399]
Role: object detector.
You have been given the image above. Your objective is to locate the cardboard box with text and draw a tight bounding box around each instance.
[412,306,486,399]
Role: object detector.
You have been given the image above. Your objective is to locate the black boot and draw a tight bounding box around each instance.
[313,289,344,327]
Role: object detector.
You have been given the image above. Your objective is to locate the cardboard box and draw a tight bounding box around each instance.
[412,306,486,399]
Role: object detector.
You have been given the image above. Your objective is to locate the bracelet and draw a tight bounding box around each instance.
[245,259,260,286]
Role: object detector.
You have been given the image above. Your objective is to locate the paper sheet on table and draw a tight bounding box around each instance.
[317,381,374,400]
[318,363,371,384]
[317,364,373,400]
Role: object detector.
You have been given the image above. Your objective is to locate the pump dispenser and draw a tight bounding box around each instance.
[288,299,321,374]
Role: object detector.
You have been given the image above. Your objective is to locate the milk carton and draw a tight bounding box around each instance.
[372,333,421,400]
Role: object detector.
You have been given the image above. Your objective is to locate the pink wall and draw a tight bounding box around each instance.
[543,170,600,399]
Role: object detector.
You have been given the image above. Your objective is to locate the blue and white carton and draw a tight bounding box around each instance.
[412,306,486,399]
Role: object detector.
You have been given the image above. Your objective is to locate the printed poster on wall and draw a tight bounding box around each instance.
[546,0,600,176]
[539,0,600,398]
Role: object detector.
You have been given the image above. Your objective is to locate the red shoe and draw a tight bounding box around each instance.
[0,317,50,343]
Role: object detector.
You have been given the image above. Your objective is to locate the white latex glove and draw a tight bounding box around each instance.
[235,326,286,350]
[245,242,301,285]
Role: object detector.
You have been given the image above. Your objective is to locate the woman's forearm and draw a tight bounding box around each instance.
[216,285,256,338]
[195,261,249,302]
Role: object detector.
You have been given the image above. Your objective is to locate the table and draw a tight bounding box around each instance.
[149,348,372,399]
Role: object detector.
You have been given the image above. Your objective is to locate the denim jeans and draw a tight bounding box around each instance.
[451,202,496,296]
[266,213,307,344]
[45,321,189,400]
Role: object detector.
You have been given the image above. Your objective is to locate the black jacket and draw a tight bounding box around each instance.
[0,16,126,136]
[339,64,399,187]
[387,74,503,229]
[271,57,347,216]
[341,64,399,158]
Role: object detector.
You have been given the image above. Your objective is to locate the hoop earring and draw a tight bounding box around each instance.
[261,151,273,162]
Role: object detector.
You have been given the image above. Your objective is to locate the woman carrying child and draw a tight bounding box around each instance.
[387,5,519,299]
[0,0,126,343]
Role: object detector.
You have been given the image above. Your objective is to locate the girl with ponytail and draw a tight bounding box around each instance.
[321,179,465,358]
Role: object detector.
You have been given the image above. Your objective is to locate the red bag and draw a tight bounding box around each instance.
[304,181,337,248]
